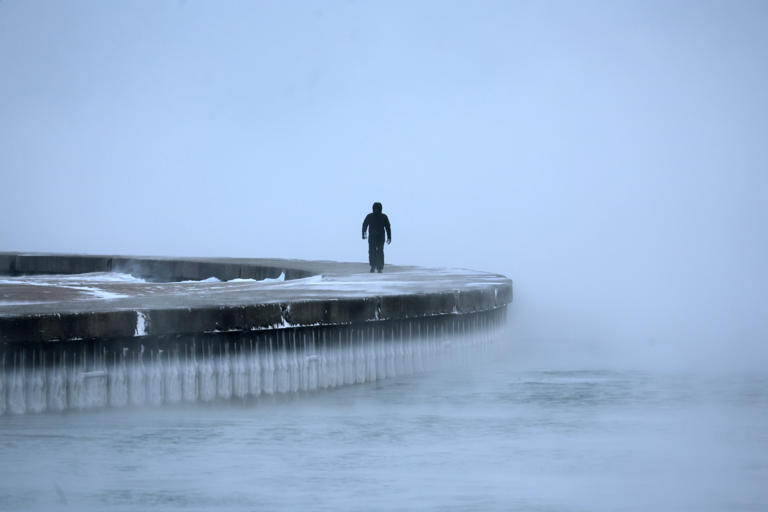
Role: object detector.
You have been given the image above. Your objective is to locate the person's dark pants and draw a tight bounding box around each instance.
[368,239,385,271]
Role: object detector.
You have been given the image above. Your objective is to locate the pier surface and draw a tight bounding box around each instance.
[0,253,513,343]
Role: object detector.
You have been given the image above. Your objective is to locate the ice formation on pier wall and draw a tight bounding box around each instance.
[0,309,505,415]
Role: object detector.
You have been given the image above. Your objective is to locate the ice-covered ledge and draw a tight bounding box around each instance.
[0,253,513,344]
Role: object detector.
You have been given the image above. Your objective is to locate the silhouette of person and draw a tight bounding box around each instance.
[362,202,392,273]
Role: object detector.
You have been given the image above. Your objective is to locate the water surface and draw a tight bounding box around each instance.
[1,339,766,512]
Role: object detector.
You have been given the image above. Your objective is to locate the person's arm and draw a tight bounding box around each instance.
[385,215,392,244]
[362,214,370,239]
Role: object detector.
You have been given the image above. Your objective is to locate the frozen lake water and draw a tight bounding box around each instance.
[1,332,766,512]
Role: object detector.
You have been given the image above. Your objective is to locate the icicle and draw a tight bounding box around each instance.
[216,344,233,400]
[262,337,275,395]
[199,344,216,402]
[233,344,248,399]
[0,355,7,416]
[109,351,128,408]
[248,339,262,397]
[26,351,45,414]
[183,343,198,402]
[165,348,182,404]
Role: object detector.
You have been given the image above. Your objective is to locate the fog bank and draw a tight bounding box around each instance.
[1,1,766,368]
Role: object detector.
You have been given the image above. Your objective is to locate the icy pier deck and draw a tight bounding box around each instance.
[0,253,513,414]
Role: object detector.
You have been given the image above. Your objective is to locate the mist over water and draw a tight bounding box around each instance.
[1,331,767,512]
[1,0,768,510]
[2,0,766,362]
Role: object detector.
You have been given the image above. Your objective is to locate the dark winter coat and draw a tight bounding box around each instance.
[362,212,391,243]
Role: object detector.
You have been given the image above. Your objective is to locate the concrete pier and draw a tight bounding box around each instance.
[0,253,513,414]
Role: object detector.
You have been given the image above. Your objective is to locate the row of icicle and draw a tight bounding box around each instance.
[0,313,503,415]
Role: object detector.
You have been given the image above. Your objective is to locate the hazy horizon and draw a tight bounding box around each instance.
[2,1,767,370]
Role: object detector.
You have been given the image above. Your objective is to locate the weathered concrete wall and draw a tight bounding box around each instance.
[0,308,508,415]
[0,253,513,414]
[0,253,513,345]
[0,253,315,282]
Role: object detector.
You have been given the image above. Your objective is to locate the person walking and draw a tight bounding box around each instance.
[362,202,392,273]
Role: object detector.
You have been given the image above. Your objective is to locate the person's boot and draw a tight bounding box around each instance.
[370,267,375,273]
[377,268,382,273]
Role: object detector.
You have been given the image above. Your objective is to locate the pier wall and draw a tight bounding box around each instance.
[0,253,314,282]
[0,253,513,414]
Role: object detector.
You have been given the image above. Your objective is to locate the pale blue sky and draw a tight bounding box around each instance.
[1,1,766,365]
